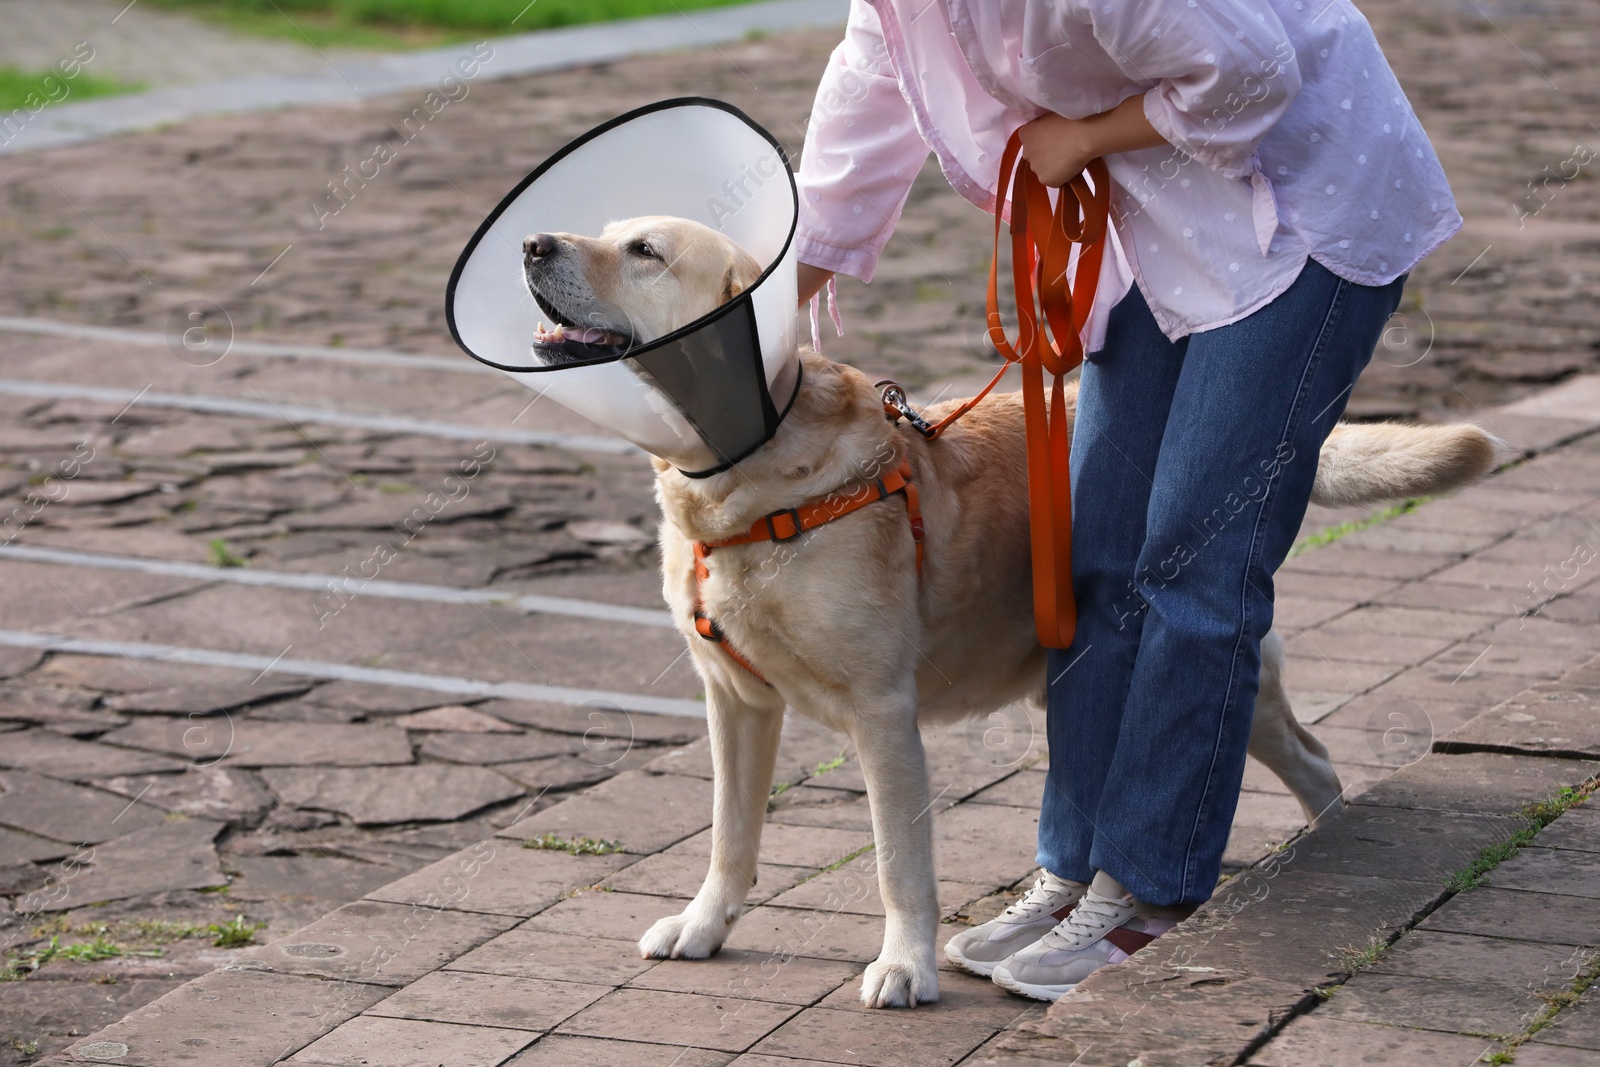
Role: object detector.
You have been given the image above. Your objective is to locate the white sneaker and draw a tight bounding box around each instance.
[943,870,1086,977]
[991,876,1176,1002]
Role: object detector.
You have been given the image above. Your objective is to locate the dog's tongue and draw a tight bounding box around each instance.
[533,322,622,346]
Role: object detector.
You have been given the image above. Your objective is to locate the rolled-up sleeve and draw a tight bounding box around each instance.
[795,0,931,282]
[1087,0,1302,180]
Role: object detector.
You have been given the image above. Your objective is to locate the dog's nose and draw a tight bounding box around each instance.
[524,233,557,258]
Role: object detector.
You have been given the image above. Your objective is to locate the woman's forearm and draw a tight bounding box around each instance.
[798,262,835,305]
[1082,94,1168,157]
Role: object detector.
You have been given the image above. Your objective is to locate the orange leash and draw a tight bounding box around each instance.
[693,460,924,684]
[881,131,1109,649]
[992,134,1109,649]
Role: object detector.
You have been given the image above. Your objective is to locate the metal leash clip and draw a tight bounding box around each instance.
[876,379,938,439]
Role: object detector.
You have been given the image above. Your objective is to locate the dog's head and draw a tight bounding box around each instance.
[522,216,765,364]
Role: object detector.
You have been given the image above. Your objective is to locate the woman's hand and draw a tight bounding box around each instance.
[1018,96,1170,187]
[798,262,834,306]
[1017,113,1097,188]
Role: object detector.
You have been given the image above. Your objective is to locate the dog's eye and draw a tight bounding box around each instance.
[630,240,659,260]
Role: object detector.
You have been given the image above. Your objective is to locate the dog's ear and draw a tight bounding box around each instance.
[719,263,747,305]
[719,249,763,305]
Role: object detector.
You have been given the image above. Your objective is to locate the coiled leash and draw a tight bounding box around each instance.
[878,130,1110,648]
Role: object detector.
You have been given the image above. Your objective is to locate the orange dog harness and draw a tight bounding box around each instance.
[692,460,923,684]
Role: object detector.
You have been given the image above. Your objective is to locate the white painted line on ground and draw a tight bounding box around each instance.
[0,378,635,456]
[0,316,483,374]
[0,628,705,719]
[0,543,674,629]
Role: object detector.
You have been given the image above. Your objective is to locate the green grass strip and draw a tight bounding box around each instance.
[1448,782,1596,894]
[1481,948,1600,1063]
[144,0,767,50]
[521,832,623,856]
[1287,497,1428,559]
[0,67,142,112]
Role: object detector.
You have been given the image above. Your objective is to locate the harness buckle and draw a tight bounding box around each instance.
[765,507,804,542]
[693,609,725,643]
[876,379,939,439]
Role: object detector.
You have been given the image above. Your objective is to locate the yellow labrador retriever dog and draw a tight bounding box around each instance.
[521,216,1501,1008]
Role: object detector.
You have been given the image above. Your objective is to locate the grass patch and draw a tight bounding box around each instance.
[812,751,848,777]
[1333,935,1388,973]
[521,832,622,856]
[208,537,249,568]
[1288,497,1428,558]
[1448,782,1595,894]
[1,935,162,981]
[65,921,203,940]
[0,67,142,112]
[144,0,767,50]
[1480,948,1600,1063]
[207,914,266,947]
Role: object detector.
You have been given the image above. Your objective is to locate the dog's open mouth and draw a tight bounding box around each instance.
[529,292,632,364]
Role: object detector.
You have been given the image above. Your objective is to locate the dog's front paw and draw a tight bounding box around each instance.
[638,905,732,960]
[860,953,939,1008]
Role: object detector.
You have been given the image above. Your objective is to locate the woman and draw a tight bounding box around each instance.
[794,0,1457,1001]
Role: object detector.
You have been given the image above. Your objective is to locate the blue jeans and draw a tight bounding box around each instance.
[1037,259,1405,907]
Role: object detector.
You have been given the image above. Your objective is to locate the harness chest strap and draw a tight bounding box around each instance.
[692,459,924,684]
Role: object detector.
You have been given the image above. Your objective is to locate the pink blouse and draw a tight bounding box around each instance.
[795,0,1462,346]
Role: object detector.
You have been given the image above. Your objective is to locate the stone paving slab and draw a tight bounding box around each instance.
[0,729,184,779]
[624,949,861,1007]
[556,987,801,1054]
[1319,971,1549,1035]
[33,969,392,1067]
[261,764,524,826]
[22,818,228,912]
[496,770,714,856]
[285,1014,536,1067]
[510,1036,735,1066]
[101,718,414,767]
[1519,1045,1600,1067]
[1537,803,1600,854]
[367,842,632,919]
[1537,984,1600,1051]
[1419,886,1600,946]
[1246,1017,1495,1066]
[1352,751,1599,816]
[363,969,611,1032]
[0,768,166,844]
[446,930,660,988]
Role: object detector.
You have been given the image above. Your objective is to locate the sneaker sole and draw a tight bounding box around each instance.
[991,964,1076,1003]
[934,927,1062,985]
[942,940,1002,978]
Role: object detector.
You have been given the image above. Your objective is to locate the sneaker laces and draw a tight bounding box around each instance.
[1046,887,1134,950]
[999,873,1081,922]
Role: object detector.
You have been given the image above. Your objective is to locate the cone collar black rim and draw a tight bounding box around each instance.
[444,96,799,376]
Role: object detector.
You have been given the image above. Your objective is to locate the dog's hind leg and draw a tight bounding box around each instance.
[850,688,941,1008]
[639,675,783,960]
[1249,629,1345,828]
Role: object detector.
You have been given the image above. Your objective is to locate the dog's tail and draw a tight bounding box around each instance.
[1310,422,1507,509]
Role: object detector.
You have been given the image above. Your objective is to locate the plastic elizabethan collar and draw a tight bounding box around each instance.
[446,98,801,475]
